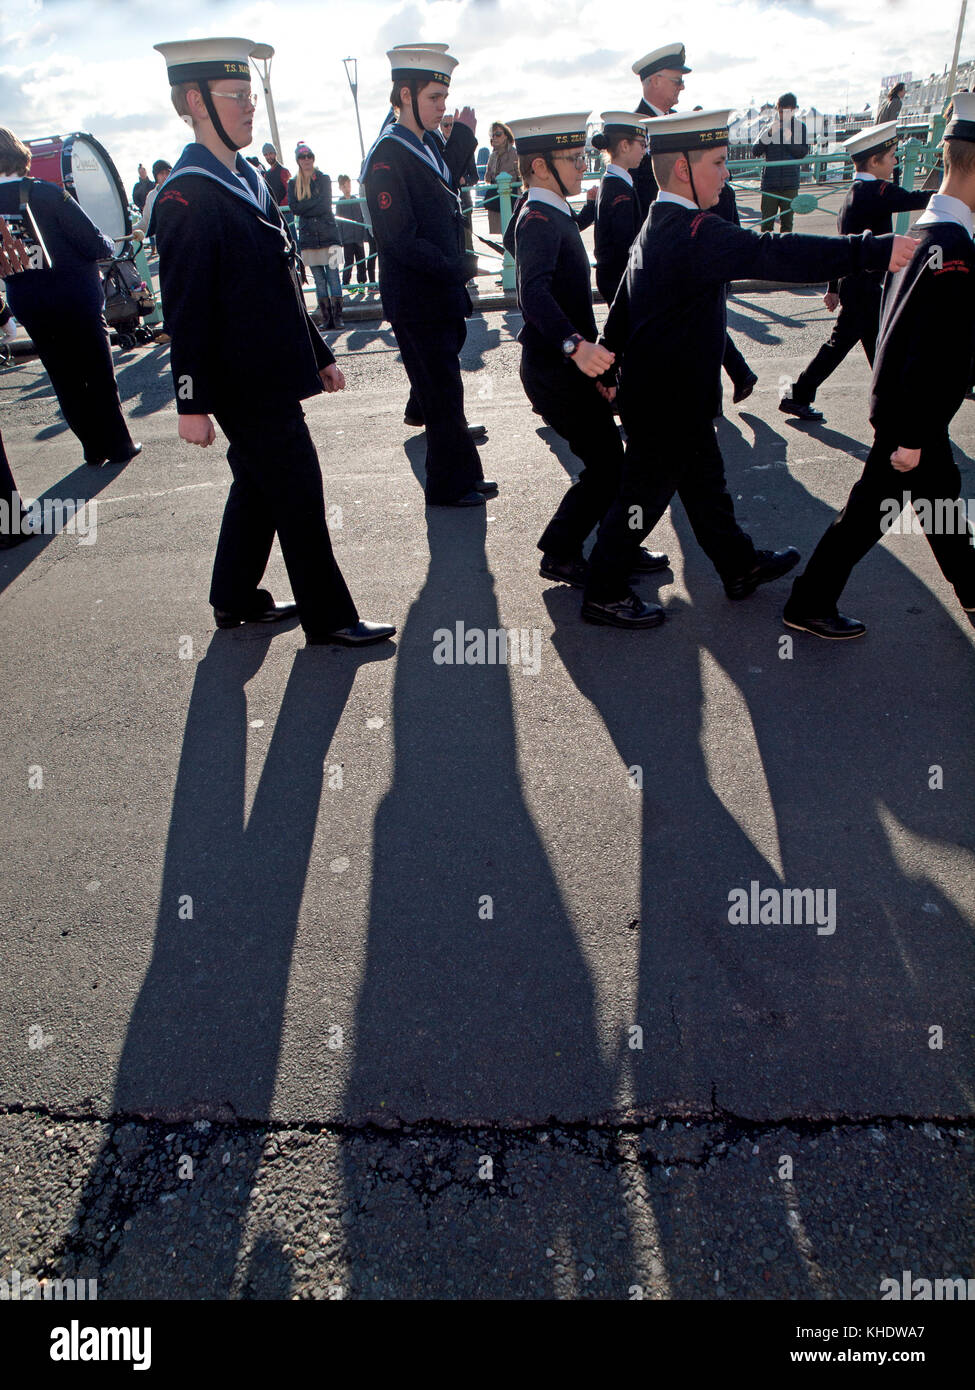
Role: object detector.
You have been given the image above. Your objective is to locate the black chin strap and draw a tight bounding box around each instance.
[198,79,243,153]
[684,150,701,209]
[544,155,570,200]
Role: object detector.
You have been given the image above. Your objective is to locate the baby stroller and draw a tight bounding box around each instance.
[100,235,156,350]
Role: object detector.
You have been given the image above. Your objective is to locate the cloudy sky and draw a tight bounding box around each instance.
[0,0,964,189]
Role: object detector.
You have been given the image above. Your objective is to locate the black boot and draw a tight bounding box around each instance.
[319,297,334,330]
[331,295,345,328]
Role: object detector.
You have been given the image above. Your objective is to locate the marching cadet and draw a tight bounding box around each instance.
[780,122,930,422]
[592,113,647,305]
[150,37,394,647]
[630,43,691,215]
[363,46,495,507]
[580,108,915,630]
[784,95,975,639]
[502,112,668,589]
[0,216,35,549]
[0,127,141,469]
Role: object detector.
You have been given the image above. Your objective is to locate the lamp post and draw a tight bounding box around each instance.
[343,56,366,161]
[251,42,283,162]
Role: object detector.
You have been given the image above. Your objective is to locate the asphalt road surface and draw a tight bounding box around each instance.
[0,285,972,1300]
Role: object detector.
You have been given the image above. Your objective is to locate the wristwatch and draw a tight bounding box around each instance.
[562,333,584,358]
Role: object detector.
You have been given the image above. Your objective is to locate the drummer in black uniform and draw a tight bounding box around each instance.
[502,112,667,590]
[784,95,975,638]
[581,108,915,630]
[780,122,930,422]
[364,45,495,507]
[592,113,647,306]
[0,127,141,469]
[150,37,393,647]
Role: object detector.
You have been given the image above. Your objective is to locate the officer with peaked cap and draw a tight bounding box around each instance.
[149,37,394,646]
[502,111,668,590]
[581,108,916,629]
[780,121,930,421]
[784,94,975,639]
[631,43,691,215]
[364,45,495,506]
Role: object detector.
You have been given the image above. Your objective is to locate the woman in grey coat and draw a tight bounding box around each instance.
[288,141,344,328]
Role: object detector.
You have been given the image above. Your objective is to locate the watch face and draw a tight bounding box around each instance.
[563,337,576,354]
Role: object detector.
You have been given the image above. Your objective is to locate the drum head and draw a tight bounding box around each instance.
[60,133,130,240]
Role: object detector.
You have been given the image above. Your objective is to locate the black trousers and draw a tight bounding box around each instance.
[789,430,975,612]
[342,242,367,285]
[210,401,358,635]
[585,420,757,600]
[0,426,25,535]
[791,282,880,404]
[520,349,624,559]
[17,303,133,462]
[391,317,483,504]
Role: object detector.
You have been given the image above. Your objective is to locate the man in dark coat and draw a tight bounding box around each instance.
[752,94,809,232]
[784,97,975,639]
[150,37,393,647]
[580,108,916,631]
[0,126,141,468]
[364,45,494,506]
[132,164,153,211]
[780,121,930,421]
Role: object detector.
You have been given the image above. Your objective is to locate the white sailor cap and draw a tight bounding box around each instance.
[597,111,649,139]
[507,113,591,156]
[945,90,975,142]
[154,36,258,85]
[642,108,733,153]
[842,122,899,160]
[387,46,458,85]
[632,44,691,81]
[391,42,451,52]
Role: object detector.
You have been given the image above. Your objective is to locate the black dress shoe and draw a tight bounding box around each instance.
[732,370,758,405]
[631,546,670,574]
[474,479,499,496]
[404,413,424,427]
[778,397,823,422]
[105,442,143,465]
[306,620,396,646]
[214,593,298,628]
[85,455,107,467]
[540,554,588,587]
[427,490,486,508]
[724,547,800,600]
[465,422,488,440]
[582,590,665,629]
[782,608,866,640]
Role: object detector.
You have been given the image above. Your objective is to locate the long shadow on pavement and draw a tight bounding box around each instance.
[339,506,627,1296]
[55,629,391,1297]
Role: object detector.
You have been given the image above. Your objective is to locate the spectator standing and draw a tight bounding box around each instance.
[753,93,809,231]
[0,217,37,549]
[483,121,519,234]
[336,173,370,287]
[261,143,290,205]
[288,142,344,329]
[0,127,141,468]
[877,82,906,124]
[132,163,153,210]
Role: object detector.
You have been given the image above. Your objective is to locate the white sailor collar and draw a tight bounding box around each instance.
[853,171,878,182]
[656,189,699,212]
[605,163,634,186]
[527,186,573,217]
[916,192,974,238]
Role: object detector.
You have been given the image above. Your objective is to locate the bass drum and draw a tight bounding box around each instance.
[25,132,131,241]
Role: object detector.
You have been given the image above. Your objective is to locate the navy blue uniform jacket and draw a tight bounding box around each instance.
[150,169,333,415]
[506,199,597,365]
[365,123,477,323]
[594,174,642,305]
[0,178,113,317]
[603,200,893,421]
[827,177,929,295]
[870,222,975,449]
